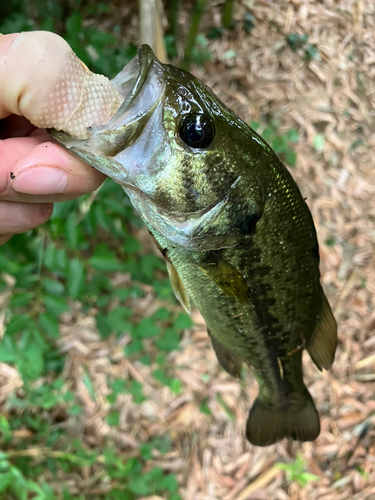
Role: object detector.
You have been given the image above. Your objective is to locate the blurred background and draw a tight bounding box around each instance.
[0,1,374,499]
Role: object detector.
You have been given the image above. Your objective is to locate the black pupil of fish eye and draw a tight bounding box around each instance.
[179,114,214,148]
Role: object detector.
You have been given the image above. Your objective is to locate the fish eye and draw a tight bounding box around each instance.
[179,113,214,149]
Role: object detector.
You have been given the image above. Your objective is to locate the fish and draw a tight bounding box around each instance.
[50,45,337,447]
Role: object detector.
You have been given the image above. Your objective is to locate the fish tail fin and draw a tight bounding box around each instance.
[246,387,320,447]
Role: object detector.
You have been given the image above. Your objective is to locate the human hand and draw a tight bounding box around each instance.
[0,31,123,245]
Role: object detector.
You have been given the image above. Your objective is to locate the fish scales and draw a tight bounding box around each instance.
[50,45,337,446]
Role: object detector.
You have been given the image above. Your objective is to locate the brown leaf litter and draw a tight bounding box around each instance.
[1,1,375,498]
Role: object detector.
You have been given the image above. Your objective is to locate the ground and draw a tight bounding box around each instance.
[1,1,375,499]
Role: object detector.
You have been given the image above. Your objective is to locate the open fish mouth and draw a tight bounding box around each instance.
[50,45,165,185]
[96,45,165,156]
[112,44,157,116]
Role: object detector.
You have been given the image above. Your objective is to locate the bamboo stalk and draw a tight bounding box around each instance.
[138,0,168,63]
[182,0,207,71]
[222,0,235,29]
[167,0,181,40]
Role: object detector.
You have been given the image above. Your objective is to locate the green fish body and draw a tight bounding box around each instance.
[50,45,337,446]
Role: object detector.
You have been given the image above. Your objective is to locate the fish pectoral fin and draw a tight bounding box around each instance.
[307,293,337,371]
[198,257,250,303]
[166,260,191,314]
[246,387,320,447]
[208,330,243,378]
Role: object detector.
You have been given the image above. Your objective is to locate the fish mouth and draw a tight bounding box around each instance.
[99,45,164,154]
[49,45,165,182]
[87,44,165,159]
[112,44,156,111]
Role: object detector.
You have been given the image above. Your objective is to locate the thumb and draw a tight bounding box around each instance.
[0,31,123,139]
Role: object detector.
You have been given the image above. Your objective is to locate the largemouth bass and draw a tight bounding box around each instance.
[50,45,337,446]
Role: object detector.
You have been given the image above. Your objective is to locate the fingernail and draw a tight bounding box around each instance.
[12,166,68,195]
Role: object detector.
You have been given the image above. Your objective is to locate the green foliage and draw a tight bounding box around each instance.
[207,9,255,39]
[243,11,255,34]
[0,5,192,497]
[207,26,224,40]
[199,397,212,415]
[62,12,137,78]
[0,190,185,499]
[0,1,136,79]
[287,33,320,63]
[190,33,213,67]
[215,393,235,421]
[0,440,182,499]
[277,454,319,487]
[325,236,336,247]
[0,173,187,495]
[250,120,299,167]
[313,133,325,152]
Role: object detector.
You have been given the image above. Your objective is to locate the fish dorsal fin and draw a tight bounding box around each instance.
[166,260,191,314]
[198,257,251,303]
[307,293,337,371]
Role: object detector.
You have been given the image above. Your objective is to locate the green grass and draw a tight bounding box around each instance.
[250,120,299,168]
[0,9,186,485]
[0,175,189,497]
[277,454,319,487]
